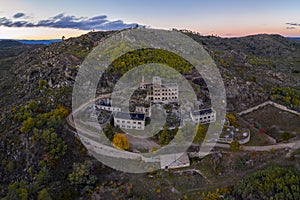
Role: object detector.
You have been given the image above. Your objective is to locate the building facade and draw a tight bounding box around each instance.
[114,112,146,130]
[145,76,179,103]
[135,106,151,117]
[190,108,216,124]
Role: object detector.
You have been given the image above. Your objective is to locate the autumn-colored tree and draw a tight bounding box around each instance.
[230,140,240,152]
[112,134,130,150]
[259,128,266,134]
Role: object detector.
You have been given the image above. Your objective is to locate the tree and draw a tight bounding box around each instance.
[35,167,50,186]
[20,117,35,133]
[103,123,114,141]
[173,125,179,135]
[282,132,292,141]
[233,166,300,200]
[68,163,89,186]
[38,188,52,200]
[27,101,38,112]
[230,140,240,152]
[159,125,170,146]
[6,180,28,200]
[226,113,238,127]
[68,161,97,187]
[41,129,67,159]
[112,134,130,150]
[193,124,206,143]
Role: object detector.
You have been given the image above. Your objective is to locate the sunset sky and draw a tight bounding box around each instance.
[1,0,300,39]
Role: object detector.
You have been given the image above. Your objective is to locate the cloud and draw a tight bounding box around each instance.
[285,22,300,27]
[286,27,296,30]
[13,13,25,19]
[0,13,139,30]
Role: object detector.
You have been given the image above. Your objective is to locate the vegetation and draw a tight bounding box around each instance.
[226,113,238,127]
[109,49,194,76]
[41,129,67,159]
[68,162,97,187]
[201,187,232,200]
[233,166,300,200]
[5,180,29,200]
[159,125,170,146]
[271,87,300,110]
[103,123,114,141]
[230,140,240,152]
[112,133,130,150]
[37,189,52,200]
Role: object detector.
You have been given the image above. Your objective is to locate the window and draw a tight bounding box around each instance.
[138,122,142,124]
[127,121,130,124]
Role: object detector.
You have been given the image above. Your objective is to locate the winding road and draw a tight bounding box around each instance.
[66,93,300,154]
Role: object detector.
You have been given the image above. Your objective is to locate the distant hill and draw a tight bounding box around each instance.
[287,37,300,42]
[0,39,23,47]
[16,39,62,45]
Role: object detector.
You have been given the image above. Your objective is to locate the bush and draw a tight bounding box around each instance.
[233,166,300,200]
[112,134,130,150]
[230,140,240,152]
[282,132,292,141]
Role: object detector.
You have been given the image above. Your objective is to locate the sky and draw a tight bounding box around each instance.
[0,0,300,39]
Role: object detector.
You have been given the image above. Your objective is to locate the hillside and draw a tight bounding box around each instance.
[1,30,300,199]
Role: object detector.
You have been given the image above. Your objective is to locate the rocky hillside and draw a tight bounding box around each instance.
[1,31,300,126]
[185,32,300,110]
[1,30,300,199]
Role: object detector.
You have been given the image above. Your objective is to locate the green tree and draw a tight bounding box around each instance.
[20,117,35,133]
[103,123,114,141]
[68,163,89,185]
[68,162,97,187]
[35,167,50,186]
[6,180,28,200]
[27,101,38,112]
[230,140,240,152]
[233,166,300,200]
[173,125,179,135]
[282,132,292,141]
[159,125,170,146]
[37,188,52,200]
[226,113,238,127]
[41,129,67,159]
